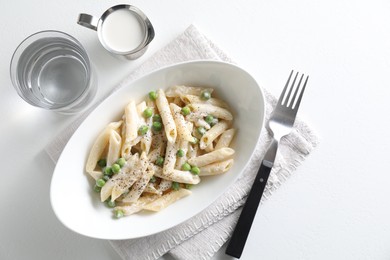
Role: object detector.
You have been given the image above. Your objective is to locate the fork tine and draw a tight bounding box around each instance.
[278,70,294,105]
[283,71,298,106]
[293,75,309,110]
[290,73,304,107]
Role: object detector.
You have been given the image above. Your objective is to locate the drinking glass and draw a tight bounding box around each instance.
[10,30,97,114]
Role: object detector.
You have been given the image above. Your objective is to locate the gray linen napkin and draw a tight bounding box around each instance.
[45,25,319,260]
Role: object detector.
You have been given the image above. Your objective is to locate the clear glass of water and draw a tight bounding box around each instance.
[10,31,97,114]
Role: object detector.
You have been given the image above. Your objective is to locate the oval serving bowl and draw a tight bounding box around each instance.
[50,60,266,240]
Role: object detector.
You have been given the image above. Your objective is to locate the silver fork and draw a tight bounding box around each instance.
[225,71,309,258]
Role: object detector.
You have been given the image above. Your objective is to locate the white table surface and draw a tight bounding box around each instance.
[2,0,390,259]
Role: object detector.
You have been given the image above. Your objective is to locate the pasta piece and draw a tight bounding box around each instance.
[140,116,153,154]
[150,131,166,153]
[187,147,235,167]
[165,85,214,97]
[200,121,229,149]
[100,154,139,202]
[85,121,122,180]
[195,118,211,130]
[142,189,192,212]
[188,103,233,121]
[204,142,214,153]
[143,183,162,195]
[122,164,155,203]
[199,159,234,176]
[115,194,160,216]
[157,179,172,193]
[121,101,139,159]
[111,152,148,201]
[187,143,198,159]
[215,129,236,150]
[147,148,161,162]
[124,101,139,142]
[152,165,200,184]
[100,178,116,203]
[170,103,194,142]
[163,140,178,176]
[136,101,147,116]
[106,130,122,166]
[156,89,177,143]
[180,94,229,108]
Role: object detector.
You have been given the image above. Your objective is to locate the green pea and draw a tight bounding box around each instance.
[138,125,149,135]
[103,166,113,176]
[205,115,214,124]
[116,158,126,167]
[155,156,164,166]
[106,200,116,208]
[93,185,101,193]
[190,137,198,144]
[172,182,180,191]
[197,127,206,135]
[149,176,157,183]
[200,91,211,100]
[181,106,191,116]
[148,91,158,101]
[153,114,162,122]
[114,209,124,219]
[143,107,153,118]
[152,121,162,132]
[210,118,219,127]
[103,175,110,182]
[176,149,185,157]
[97,158,107,168]
[185,184,193,189]
[96,178,106,187]
[112,163,121,174]
[182,163,191,171]
[190,166,200,175]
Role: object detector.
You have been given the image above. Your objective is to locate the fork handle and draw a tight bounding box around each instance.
[225,161,272,258]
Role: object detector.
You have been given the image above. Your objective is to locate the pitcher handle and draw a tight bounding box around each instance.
[77,14,99,31]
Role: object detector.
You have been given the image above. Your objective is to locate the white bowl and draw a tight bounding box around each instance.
[50,60,266,240]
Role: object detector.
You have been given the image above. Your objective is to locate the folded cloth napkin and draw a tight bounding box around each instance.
[45,25,319,260]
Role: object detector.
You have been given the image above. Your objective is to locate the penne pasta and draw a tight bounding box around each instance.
[140,116,153,154]
[156,89,177,143]
[152,165,201,184]
[170,103,194,142]
[200,121,229,150]
[180,94,229,108]
[112,152,148,200]
[215,128,236,150]
[124,101,139,142]
[188,103,233,121]
[85,121,122,180]
[143,183,162,195]
[199,159,234,176]
[187,147,235,167]
[100,154,139,202]
[163,140,178,176]
[142,189,192,212]
[122,101,139,158]
[122,164,155,203]
[106,130,122,166]
[115,194,160,216]
[157,179,172,193]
